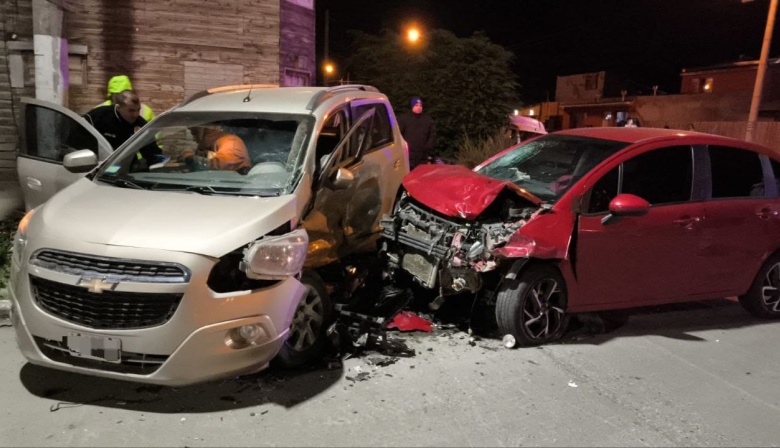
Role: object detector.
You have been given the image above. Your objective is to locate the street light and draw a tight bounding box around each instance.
[323,62,335,86]
[746,0,778,142]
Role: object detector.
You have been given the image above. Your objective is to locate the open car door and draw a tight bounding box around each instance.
[18,98,113,210]
[302,107,381,267]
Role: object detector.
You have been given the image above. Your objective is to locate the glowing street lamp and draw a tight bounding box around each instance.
[323,62,335,85]
[407,26,421,44]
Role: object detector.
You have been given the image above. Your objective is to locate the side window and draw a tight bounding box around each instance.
[586,166,620,214]
[621,146,693,205]
[24,105,99,162]
[709,145,765,198]
[350,103,394,153]
[770,158,780,194]
[315,109,347,169]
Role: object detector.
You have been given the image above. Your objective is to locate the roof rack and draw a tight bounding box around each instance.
[306,84,380,111]
[179,84,279,107]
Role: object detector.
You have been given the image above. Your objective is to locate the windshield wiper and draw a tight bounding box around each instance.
[184,185,221,195]
[98,176,151,190]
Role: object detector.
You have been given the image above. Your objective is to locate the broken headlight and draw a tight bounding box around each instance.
[12,208,36,265]
[241,228,309,280]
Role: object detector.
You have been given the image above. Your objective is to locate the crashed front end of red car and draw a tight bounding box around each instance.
[380,164,547,300]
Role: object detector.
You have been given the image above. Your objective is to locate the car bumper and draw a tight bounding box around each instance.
[9,240,306,387]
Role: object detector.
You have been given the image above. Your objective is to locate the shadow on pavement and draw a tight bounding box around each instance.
[19,360,344,414]
[559,297,772,345]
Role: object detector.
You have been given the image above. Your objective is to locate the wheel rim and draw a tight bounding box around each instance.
[286,284,325,352]
[761,262,780,312]
[521,277,566,341]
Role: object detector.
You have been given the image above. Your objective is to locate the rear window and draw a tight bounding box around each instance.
[709,145,765,198]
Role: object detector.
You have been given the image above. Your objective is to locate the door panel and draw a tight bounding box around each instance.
[577,203,705,306]
[18,98,113,210]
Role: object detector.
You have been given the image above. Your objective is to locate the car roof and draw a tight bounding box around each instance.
[556,127,775,154]
[173,84,382,115]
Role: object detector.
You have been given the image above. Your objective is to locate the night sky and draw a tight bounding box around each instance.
[315,0,779,103]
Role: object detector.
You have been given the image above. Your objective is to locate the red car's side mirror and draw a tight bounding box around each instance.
[608,193,650,216]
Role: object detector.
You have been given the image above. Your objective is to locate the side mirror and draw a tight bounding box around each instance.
[330,167,354,190]
[609,193,650,215]
[63,149,98,173]
[601,193,650,225]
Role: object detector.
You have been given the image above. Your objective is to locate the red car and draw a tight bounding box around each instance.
[381,128,780,346]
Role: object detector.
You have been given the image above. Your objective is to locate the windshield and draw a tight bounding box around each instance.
[475,134,629,203]
[95,111,314,197]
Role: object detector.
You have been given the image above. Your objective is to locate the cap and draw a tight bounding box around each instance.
[107,75,133,96]
[411,97,423,108]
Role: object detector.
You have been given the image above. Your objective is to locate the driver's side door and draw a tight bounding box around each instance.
[301,108,378,267]
[18,98,113,210]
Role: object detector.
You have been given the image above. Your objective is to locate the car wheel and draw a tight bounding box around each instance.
[496,264,570,346]
[739,254,780,319]
[275,271,332,368]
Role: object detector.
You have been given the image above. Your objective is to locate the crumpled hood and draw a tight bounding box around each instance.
[34,179,298,258]
[402,164,542,220]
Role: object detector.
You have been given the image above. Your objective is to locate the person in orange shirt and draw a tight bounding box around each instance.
[183,125,252,173]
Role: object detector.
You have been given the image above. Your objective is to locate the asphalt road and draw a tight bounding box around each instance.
[1,298,780,447]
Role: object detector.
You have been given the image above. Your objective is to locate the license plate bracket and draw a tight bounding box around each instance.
[66,333,122,363]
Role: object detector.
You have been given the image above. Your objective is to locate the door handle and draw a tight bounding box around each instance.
[26,177,42,191]
[672,215,700,228]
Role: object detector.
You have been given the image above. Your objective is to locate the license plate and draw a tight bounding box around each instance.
[67,333,122,363]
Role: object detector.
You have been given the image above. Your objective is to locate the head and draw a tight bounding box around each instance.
[115,90,141,123]
[106,75,133,99]
[411,97,423,114]
[189,125,224,150]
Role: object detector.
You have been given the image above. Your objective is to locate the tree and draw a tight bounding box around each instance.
[347,29,520,156]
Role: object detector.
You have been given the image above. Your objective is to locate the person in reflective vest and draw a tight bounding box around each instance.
[95,75,155,122]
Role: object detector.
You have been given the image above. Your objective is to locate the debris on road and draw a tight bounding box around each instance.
[387,311,432,332]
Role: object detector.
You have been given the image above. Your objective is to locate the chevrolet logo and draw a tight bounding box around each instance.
[77,277,118,294]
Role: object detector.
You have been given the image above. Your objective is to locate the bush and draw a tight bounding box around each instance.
[455,132,514,169]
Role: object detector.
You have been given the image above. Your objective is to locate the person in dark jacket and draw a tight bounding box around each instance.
[84,90,161,164]
[398,97,436,170]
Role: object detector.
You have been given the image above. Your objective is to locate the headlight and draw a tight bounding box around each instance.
[241,228,308,280]
[12,209,36,264]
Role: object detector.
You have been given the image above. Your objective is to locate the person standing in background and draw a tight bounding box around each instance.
[398,97,436,170]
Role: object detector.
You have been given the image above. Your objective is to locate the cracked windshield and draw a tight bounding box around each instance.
[96,112,314,196]
[475,134,629,203]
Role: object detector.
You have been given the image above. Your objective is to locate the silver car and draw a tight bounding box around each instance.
[10,85,408,385]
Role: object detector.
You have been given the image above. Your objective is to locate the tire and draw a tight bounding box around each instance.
[275,271,332,368]
[739,254,780,319]
[496,264,570,346]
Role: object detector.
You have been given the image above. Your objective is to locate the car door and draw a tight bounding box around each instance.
[301,108,379,267]
[575,145,706,307]
[697,145,780,294]
[18,98,113,210]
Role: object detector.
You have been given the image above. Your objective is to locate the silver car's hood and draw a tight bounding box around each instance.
[35,179,299,258]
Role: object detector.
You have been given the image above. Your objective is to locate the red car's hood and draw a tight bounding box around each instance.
[402,164,543,220]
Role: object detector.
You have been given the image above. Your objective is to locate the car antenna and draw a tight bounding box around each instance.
[243,86,253,103]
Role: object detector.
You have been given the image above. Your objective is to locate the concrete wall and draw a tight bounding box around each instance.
[632,92,752,125]
[555,71,605,103]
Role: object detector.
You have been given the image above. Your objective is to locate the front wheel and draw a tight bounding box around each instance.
[739,254,780,319]
[496,264,570,346]
[275,271,332,368]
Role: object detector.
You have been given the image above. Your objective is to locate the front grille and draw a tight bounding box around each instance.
[31,276,183,329]
[34,336,168,375]
[31,250,190,283]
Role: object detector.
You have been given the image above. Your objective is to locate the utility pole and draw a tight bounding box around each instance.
[746,0,778,142]
[32,0,72,105]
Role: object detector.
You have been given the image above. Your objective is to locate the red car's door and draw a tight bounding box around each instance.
[698,145,780,295]
[575,145,706,308]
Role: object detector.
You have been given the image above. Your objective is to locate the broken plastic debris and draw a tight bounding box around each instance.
[567,380,578,388]
[354,366,363,374]
[503,334,517,349]
[386,311,432,332]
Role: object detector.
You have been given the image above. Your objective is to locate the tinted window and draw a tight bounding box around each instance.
[351,103,394,153]
[709,145,765,198]
[587,166,619,213]
[24,105,99,162]
[622,146,693,205]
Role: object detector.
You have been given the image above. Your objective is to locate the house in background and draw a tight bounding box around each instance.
[519,58,780,149]
[0,0,316,190]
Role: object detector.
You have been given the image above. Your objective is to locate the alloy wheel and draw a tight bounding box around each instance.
[522,278,566,341]
[287,284,325,352]
[761,262,780,312]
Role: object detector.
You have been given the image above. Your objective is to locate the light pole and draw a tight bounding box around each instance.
[746,0,778,142]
